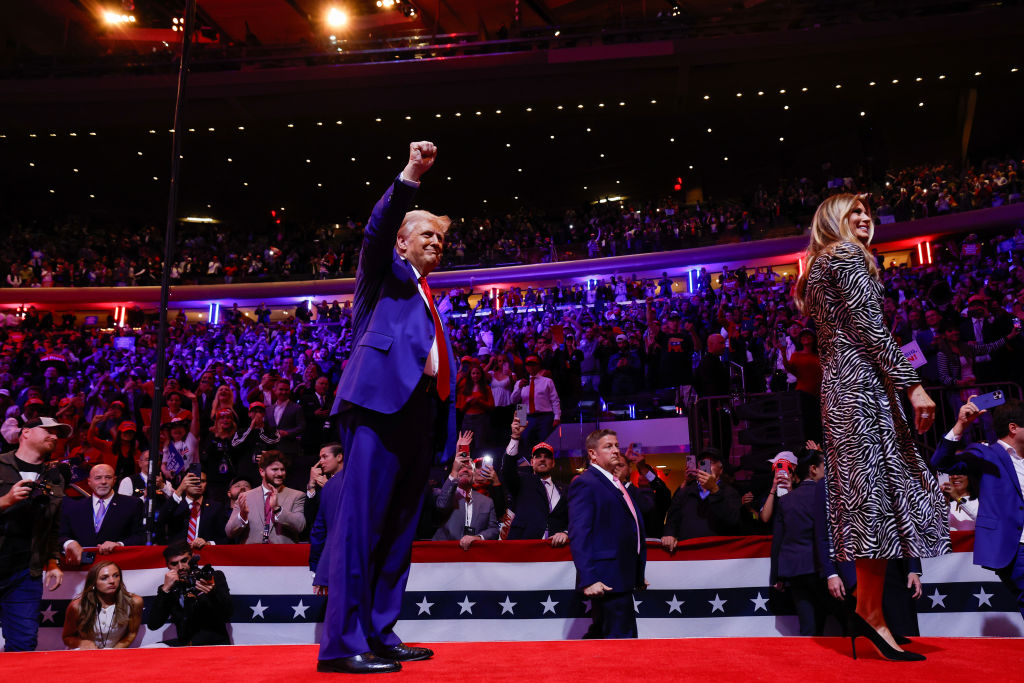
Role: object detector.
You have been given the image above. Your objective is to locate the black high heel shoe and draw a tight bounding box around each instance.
[848,612,925,661]
[893,634,912,646]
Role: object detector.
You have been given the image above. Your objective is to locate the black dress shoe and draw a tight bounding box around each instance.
[372,644,434,662]
[317,653,402,674]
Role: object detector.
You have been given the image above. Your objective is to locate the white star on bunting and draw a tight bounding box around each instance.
[708,593,727,614]
[750,592,769,612]
[40,603,57,624]
[249,600,268,619]
[540,595,559,614]
[582,599,592,614]
[457,596,476,615]
[633,597,642,614]
[292,600,309,619]
[974,586,994,607]
[498,596,517,615]
[416,596,434,615]
[665,595,684,614]
[927,588,947,608]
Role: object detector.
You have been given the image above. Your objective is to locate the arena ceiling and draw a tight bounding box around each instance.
[0,2,1022,222]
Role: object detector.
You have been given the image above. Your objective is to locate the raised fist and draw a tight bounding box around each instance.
[405,141,437,182]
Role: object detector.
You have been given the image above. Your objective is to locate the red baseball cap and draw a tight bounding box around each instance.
[532,442,555,457]
[248,402,266,410]
[118,421,137,433]
[26,398,45,406]
[525,355,540,364]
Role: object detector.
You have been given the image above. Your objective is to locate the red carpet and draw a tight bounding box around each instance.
[5,638,1022,681]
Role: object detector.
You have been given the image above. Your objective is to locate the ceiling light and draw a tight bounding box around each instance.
[325,7,349,28]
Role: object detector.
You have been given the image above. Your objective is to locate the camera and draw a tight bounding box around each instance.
[179,554,215,592]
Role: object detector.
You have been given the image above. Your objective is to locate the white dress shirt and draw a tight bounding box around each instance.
[405,258,440,377]
[510,374,561,420]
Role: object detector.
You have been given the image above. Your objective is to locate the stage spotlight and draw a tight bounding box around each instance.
[326,7,349,28]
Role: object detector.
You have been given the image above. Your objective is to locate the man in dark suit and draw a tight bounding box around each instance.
[695,334,733,458]
[60,463,145,566]
[502,418,568,545]
[770,450,832,635]
[300,375,334,456]
[266,379,307,489]
[303,442,344,540]
[932,397,1024,620]
[146,541,232,646]
[569,428,647,638]
[660,448,741,550]
[319,142,456,674]
[159,470,230,548]
[432,454,499,546]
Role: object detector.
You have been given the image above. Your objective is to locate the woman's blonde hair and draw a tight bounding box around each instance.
[795,193,878,311]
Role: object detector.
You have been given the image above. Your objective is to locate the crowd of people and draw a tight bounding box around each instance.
[1,215,1023,651]
[3,157,1021,288]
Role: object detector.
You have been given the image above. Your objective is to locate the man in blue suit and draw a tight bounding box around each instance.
[568,428,647,638]
[932,397,1024,621]
[318,142,457,674]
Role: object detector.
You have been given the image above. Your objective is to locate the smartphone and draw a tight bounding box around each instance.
[936,472,950,487]
[482,455,493,467]
[187,462,202,478]
[699,458,712,474]
[685,455,697,472]
[1013,317,1021,330]
[515,403,528,424]
[80,551,96,566]
[631,442,642,455]
[973,390,1006,411]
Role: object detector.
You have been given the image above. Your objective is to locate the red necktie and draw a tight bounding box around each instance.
[529,376,536,413]
[418,276,450,401]
[186,500,200,543]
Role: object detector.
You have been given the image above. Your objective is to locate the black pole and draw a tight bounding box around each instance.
[146,0,198,544]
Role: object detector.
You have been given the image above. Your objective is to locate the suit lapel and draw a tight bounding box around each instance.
[590,467,632,515]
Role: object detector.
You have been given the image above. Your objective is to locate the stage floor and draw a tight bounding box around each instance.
[5,637,1023,681]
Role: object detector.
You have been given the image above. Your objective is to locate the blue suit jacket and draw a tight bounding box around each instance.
[331,177,457,414]
[568,466,647,592]
[932,437,1024,570]
[309,474,342,580]
[58,494,146,548]
[329,176,456,462]
[771,479,825,583]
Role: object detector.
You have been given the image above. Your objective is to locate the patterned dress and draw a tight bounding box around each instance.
[805,241,949,561]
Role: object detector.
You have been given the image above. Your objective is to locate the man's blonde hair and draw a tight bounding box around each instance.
[397,210,452,242]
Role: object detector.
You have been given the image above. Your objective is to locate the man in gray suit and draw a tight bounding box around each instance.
[225,451,306,543]
[432,454,498,549]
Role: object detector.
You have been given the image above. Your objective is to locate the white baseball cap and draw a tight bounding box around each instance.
[767,451,798,466]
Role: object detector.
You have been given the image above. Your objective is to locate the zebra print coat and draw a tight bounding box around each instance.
[805,241,949,561]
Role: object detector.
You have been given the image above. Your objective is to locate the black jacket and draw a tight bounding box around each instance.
[663,479,741,540]
[145,568,233,646]
[502,453,568,539]
[159,496,231,546]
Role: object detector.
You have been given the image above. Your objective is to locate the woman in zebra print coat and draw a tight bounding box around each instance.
[796,194,949,659]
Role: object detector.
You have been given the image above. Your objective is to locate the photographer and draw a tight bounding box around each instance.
[145,540,232,646]
[0,417,69,651]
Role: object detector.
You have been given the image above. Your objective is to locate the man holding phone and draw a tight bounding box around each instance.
[931,396,1024,620]
[502,417,569,545]
[661,448,741,551]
